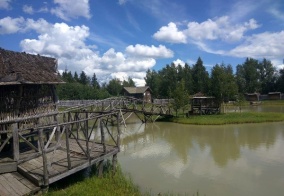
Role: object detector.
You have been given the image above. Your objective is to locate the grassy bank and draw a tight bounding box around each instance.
[46,164,141,196]
[165,112,284,125]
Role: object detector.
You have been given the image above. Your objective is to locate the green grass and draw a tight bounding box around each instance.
[166,112,284,125]
[46,164,141,196]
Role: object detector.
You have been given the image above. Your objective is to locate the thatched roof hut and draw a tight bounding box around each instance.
[0,48,64,123]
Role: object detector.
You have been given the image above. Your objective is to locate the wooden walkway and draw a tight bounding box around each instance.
[0,97,171,195]
[18,139,118,186]
[0,172,40,196]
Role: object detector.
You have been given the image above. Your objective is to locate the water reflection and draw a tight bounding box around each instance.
[118,117,284,196]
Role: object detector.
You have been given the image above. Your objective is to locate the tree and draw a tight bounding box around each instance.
[236,58,260,93]
[79,71,89,85]
[91,73,100,89]
[106,78,123,96]
[122,77,135,87]
[74,71,79,83]
[144,69,160,98]
[210,64,238,103]
[172,79,189,116]
[258,58,277,93]
[276,68,284,92]
[192,57,209,94]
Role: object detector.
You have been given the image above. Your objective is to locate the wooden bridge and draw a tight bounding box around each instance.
[0,97,173,195]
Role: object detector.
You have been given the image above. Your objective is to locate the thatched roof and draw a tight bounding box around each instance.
[123,86,151,94]
[0,48,64,85]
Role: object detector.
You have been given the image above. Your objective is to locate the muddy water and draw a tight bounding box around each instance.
[118,117,284,196]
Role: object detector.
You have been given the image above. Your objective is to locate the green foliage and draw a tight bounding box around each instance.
[171,79,189,116]
[47,165,141,196]
[169,112,284,125]
[106,78,123,96]
[210,63,238,103]
[192,57,209,94]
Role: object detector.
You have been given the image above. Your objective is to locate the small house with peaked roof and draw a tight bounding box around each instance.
[268,92,281,100]
[122,86,152,102]
[245,93,260,101]
[0,48,64,123]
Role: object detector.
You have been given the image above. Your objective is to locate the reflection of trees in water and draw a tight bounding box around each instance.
[118,118,280,167]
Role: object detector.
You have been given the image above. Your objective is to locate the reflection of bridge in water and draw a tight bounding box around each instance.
[0,97,173,195]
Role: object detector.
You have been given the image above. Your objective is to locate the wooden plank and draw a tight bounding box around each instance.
[4,173,30,195]
[0,180,10,196]
[0,175,19,195]
[0,161,17,174]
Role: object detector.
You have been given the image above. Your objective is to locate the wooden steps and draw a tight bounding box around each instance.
[0,158,17,174]
[0,172,40,196]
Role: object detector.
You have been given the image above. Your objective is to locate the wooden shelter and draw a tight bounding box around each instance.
[0,48,64,173]
[122,86,152,103]
[0,48,64,122]
[190,93,220,115]
[268,92,281,100]
[245,93,260,101]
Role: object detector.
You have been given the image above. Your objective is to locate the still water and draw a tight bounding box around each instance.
[118,116,284,195]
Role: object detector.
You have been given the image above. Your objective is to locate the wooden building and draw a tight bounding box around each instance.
[190,93,220,115]
[122,86,152,103]
[268,92,281,100]
[245,93,260,101]
[0,48,64,122]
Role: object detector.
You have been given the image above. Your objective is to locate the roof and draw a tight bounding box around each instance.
[0,48,64,85]
[123,86,151,94]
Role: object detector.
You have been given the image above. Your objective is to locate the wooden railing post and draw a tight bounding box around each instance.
[116,113,121,152]
[38,128,49,187]
[100,119,106,153]
[65,112,71,169]
[12,123,19,161]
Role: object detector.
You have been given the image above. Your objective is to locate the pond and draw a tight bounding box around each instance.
[118,114,284,195]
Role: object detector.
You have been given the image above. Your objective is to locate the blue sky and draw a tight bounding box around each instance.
[1,0,284,86]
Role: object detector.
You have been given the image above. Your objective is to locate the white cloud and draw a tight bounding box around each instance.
[9,17,159,86]
[0,17,25,34]
[0,0,11,10]
[153,22,187,43]
[125,44,174,58]
[173,59,185,67]
[23,5,34,14]
[268,7,284,21]
[228,31,284,58]
[118,0,127,5]
[185,16,260,43]
[51,0,91,21]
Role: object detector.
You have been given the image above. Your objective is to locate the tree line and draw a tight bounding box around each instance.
[56,70,135,100]
[56,57,284,103]
[145,57,284,103]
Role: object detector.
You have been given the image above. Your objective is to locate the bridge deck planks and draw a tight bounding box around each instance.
[0,172,40,196]
[18,138,118,187]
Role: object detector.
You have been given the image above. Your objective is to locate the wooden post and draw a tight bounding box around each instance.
[116,113,121,152]
[85,112,90,162]
[38,128,49,187]
[12,123,19,161]
[100,119,106,153]
[98,160,104,177]
[112,154,118,175]
[65,112,71,169]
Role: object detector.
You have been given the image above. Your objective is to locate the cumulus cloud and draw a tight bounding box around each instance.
[228,31,284,58]
[153,22,187,43]
[51,0,91,21]
[125,44,174,58]
[173,59,185,67]
[185,16,259,42]
[0,17,25,34]
[0,0,11,10]
[3,17,170,86]
[23,5,34,14]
